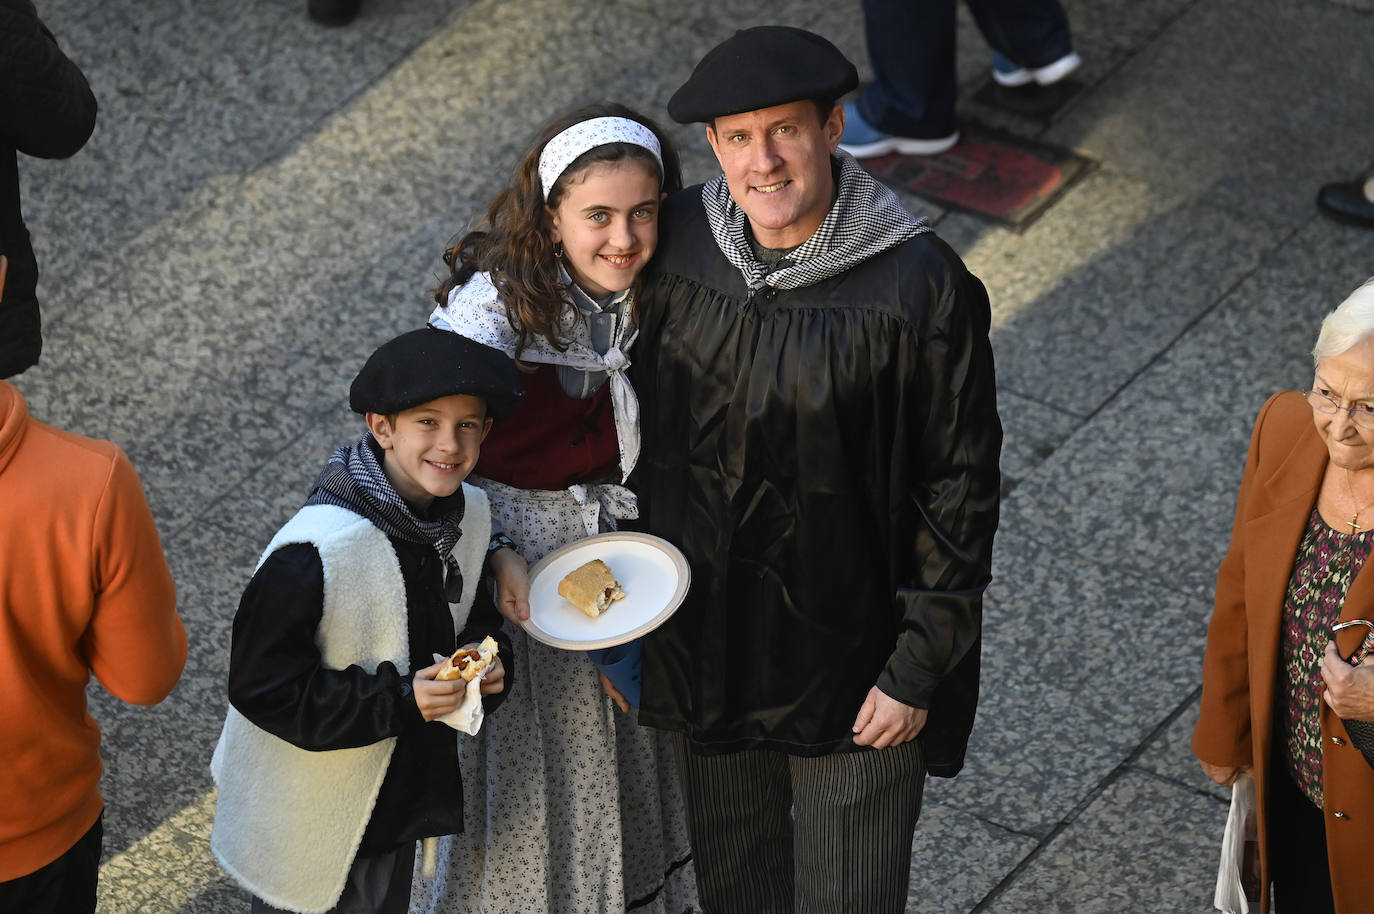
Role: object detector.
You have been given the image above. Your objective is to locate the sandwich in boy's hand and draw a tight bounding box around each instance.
[435,635,499,682]
[558,558,626,619]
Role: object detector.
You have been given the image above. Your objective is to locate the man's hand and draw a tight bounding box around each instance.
[1322,640,1374,720]
[489,547,531,623]
[852,686,927,749]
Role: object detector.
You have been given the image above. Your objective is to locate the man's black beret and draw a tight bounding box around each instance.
[350,326,523,418]
[667,26,858,124]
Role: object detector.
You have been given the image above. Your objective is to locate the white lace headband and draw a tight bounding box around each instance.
[537,116,663,200]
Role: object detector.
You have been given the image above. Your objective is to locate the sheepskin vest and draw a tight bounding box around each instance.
[209,486,489,914]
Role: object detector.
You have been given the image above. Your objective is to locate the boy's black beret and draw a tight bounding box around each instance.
[350,327,523,418]
[667,26,858,124]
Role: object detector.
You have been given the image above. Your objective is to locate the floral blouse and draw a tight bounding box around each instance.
[1278,505,1374,805]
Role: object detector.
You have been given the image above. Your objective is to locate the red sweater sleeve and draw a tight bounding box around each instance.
[81,447,185,705]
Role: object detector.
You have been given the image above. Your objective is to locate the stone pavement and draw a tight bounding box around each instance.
[12,0,1374,910]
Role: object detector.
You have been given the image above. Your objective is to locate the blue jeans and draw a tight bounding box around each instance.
[856,0,1075,138]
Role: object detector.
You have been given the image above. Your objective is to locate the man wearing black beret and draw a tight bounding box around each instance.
[630,25,1002,913]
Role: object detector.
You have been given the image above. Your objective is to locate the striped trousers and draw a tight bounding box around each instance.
[671,735,926,914]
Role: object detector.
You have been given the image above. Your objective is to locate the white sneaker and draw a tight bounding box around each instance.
[992,51,1082,88]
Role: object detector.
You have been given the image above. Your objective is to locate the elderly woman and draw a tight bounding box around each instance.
[1195,277,1374,913]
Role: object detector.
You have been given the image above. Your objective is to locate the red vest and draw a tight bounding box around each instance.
[475,363,620,489]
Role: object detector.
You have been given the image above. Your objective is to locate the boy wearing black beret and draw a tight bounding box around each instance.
[634,24,1001,914]
[209,327,523,914]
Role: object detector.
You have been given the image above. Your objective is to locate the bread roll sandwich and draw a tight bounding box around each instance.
[435,635,498,682]
[558,559,626,618]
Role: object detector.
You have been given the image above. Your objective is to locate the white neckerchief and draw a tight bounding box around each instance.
[429,271,640,481]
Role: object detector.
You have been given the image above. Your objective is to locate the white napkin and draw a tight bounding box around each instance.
[430,652,488,735]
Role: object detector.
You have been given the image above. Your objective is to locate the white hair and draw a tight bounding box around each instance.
[1313,277,1374,365]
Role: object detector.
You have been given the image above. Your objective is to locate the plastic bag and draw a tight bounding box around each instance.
[1213,772,1261,914]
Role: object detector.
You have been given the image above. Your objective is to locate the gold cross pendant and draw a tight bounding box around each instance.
[1350,514,1363,534]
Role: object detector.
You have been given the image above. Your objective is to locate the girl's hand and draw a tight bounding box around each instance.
[489,547,531,624]
[599,671,629,712]
[412,660,467,722]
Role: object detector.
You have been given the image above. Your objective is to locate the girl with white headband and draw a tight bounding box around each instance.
[415,104,695,914]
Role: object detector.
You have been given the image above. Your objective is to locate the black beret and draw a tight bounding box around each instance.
[667,26,858,123]
[350,327,523,418]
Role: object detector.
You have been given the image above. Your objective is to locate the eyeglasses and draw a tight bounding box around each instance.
[1304,390,1374,430]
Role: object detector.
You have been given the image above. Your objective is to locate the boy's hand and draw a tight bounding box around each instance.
[412,660,468,722]
[479,656,505,697]
[489,547,531,623]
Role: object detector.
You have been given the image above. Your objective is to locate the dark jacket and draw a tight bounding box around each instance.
[632,189,1001,775]
[0,0,97,377]
[228,535,511,853]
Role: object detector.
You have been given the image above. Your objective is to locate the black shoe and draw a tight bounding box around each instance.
[1317,179,1374,229]
[308,0,361,26]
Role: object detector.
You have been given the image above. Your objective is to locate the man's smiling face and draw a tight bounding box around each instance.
[707,100,844,250]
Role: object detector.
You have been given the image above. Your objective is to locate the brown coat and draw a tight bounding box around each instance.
[1194,390,1374,914]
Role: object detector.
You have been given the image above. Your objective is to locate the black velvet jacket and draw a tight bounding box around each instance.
[228,537,511,854]
[0,0,97,377]
[632,189,1001,776]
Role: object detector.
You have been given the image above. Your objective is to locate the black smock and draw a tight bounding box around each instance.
[631,189,1001,776]
[0,0,97,377]
[227,536,511,854]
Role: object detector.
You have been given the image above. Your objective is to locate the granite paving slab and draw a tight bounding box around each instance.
[94,788,229,914]
[1135,692,1231,802]
[294,215,465,367]
[92,520,251,860]
[967,167,1274,416]
[15,320,305,538]
[999,229,1374,598]
[1043,0,1374,228]
[996,389,1079,496]
[979,769,1225,913]
[937,528,1208,836]
[203,409,366,550]
[20,0,478,288]
[177,875,253,914]
[906,795,1038,914]
[644,0,841,46]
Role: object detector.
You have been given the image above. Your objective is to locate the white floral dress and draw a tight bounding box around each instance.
[410,275,696,914]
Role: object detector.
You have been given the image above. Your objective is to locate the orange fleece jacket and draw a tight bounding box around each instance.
[0,380,186,880]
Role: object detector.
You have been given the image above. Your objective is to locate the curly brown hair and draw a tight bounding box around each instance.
[434,103,683,356]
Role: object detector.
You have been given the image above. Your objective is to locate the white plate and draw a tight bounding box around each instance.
[522,532,691,650]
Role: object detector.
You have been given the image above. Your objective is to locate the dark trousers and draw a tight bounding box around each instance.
[1267,767,1335,914]
[671,736,926,914]
[251,845,414,914]
[0,813,102,914]
[857,0,1075,138]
